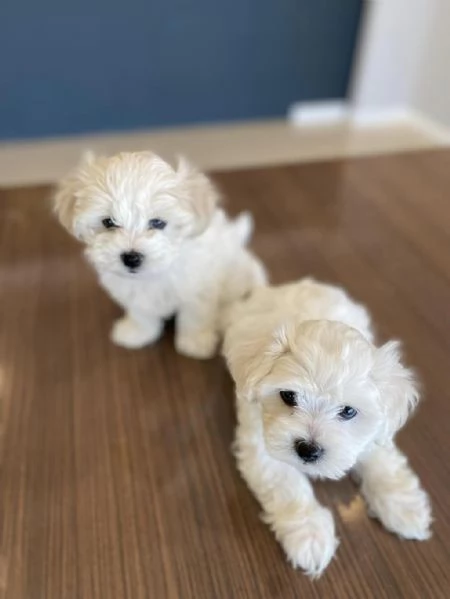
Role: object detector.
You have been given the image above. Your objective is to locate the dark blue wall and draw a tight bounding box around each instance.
[0,1,362,140]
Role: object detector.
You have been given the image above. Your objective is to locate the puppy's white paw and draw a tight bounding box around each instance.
[175,330,218,359]
[367,485,432,541]
[111,316,162,349]
[276,506,338,578]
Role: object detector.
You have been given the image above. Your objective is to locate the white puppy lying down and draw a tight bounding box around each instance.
[54,151,266,359]
[223,278,432,577]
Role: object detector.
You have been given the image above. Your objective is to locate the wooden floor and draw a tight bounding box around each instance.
[1,151,450,599]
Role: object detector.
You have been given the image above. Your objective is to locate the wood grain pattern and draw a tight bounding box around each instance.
[1,150,450,598]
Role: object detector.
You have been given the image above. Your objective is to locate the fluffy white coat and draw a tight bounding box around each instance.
[223,278,432,577]
[54,151,266,358]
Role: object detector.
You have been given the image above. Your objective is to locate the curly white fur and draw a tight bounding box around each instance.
[223,278,432,578]
[54,151,266,358]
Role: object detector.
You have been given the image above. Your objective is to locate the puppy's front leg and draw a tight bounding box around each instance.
[111,313,163,349]
[175,295,219,359]
[355,444,432,540]
[235,426,338,577]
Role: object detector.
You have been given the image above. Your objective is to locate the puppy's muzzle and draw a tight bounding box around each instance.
[121,251,144,271]
[294,440,324,463]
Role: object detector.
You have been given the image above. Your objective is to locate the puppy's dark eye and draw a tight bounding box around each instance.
[102,217,118,230]
[148,218,167,230]
[338,406,357,420]
[279,390,297,407]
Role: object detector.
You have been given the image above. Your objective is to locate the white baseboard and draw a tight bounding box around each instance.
[288,101,450,145]
[0,111,446,187]
[287,100,350,127]
[405,111,450,145]
[350,107,413,127]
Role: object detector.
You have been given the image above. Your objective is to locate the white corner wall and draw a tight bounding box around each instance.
[413,2,450,128]
[351,0,434,111]
[350,0,450,130]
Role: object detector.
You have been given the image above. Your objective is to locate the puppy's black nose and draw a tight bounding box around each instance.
[121,251,143,270]
[294,440,324,463]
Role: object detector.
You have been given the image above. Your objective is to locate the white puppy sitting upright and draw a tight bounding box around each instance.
[223,278,432,577]
[54,151,266,358]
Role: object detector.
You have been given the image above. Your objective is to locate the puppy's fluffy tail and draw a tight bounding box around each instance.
[230,211,254,246]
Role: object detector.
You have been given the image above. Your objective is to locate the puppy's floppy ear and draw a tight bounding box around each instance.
[176,156,220,235]
[372,341,420,441]
[224,325,289,402]
[53,151,96,239]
